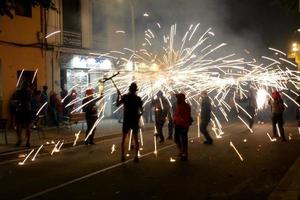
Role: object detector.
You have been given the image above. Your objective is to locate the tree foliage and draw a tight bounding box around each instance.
[0,0,56,18]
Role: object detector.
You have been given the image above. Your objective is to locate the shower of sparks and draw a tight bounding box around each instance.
[111,144,116,154]
[57,23,300,152]
[230,141,244,162]
[18,149,35,165]
[73,131,81,146]
[267,133,277,142]
[128,130,133,151]
[31,145,44,161]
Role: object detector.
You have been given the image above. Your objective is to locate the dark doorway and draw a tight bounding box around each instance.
[17,70,37,90]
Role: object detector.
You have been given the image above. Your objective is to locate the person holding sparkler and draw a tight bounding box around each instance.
[242,91,257,129]
[117,82,143,162]
[268,91,286,141]
[200,90,213,145]
[173,93,192,161]
[151,90,169,143]
[82,89,100,145]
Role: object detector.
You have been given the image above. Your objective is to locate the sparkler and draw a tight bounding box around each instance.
[230,141,244,162]
[31,145,44,161]
[18,149,35,165]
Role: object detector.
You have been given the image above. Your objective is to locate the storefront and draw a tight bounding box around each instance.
[60,53,116,117]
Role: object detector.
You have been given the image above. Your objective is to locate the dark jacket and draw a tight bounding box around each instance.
[201,96,211,121]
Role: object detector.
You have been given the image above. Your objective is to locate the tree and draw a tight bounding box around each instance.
[0,0,56,18]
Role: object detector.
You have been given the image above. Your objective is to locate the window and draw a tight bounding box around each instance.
[15,0,32,17]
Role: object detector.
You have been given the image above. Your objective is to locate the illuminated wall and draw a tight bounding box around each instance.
[0,7,46,119]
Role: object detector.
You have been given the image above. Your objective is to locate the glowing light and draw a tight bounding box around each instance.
[243,139,247,143]
[128,130,133,151]
[276,124,281,137]
[197,114,200,138]
[238,116,253,133]
[18,149,35,165]
[139,129,144,146]
[73,131,81,146]
[230,141,244,162]
[31,69,38,84]
[31,145,44,161]
[256,89,268,110]
[143,13,149,17]
[16,69,24,88]
[36,102,48,116]
[267,133,277,142]
[116,30,126,34]
[51,141,60,155]
[57,140,64,152]
[111,144,116,154]
[154,135,157,155]
[45,30,61,38]
[170,157,176,162]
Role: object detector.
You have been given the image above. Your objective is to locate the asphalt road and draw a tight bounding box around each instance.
[1,121,300,200]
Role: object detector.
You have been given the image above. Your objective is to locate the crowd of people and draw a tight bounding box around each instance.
[8,81,298,163]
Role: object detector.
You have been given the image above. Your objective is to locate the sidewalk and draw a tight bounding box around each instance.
[0,118,154,155]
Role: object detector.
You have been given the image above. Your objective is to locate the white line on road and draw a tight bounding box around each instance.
[21,140,189,200]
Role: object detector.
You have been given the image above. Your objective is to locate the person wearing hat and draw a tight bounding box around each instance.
[200,90,213,145]
[268,90,286,141]
[117,82,143,162]
[173,93,192,161]
[82,89,99,145]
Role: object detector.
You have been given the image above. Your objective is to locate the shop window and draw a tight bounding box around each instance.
[15,0,32,18]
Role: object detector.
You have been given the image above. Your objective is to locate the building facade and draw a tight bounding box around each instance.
[0,2,47,119]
